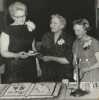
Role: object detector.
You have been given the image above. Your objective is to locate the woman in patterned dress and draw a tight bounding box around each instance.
[73,18,99,82]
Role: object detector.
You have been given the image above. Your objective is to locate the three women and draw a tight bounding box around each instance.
[1,1,99,83]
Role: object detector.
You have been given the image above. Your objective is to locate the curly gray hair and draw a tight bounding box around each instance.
[51,14,67,28]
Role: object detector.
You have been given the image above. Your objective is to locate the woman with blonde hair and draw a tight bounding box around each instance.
[1,1,37,83]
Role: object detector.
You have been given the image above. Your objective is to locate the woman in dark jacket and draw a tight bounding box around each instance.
[39,14,73,82]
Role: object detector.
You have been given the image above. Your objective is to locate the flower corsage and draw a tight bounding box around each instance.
[25,20,36,32]
[57,38,65,46]
[83,38,92,50]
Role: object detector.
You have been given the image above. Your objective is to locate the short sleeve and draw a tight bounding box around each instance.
[92,38,99,52]
[1,26,10,35]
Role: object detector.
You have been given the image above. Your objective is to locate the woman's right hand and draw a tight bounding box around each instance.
[17,51,29,59]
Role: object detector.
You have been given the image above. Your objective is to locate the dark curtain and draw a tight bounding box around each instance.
[3,0,96,40]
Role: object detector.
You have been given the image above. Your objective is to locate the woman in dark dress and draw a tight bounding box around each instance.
[0,2,37,83]
[39,14,73,82]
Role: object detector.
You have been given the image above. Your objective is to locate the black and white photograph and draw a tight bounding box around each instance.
[0,0,99,99]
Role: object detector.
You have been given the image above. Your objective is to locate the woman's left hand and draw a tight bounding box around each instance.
[25,20,36,32]
[41,56,52,62]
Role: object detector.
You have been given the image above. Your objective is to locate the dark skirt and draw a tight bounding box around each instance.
[40,61,74,82]
[2,57,37,83]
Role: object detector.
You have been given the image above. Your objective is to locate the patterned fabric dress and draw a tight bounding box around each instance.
[73,36,99,82]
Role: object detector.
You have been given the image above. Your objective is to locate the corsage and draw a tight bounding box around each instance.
[25,20,36,32]
[57,38,65,46]
[83,38,92,50]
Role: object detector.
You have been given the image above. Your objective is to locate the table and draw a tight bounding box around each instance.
[0,82,99,100]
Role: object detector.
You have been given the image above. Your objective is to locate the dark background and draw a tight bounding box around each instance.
[2,0,97,40]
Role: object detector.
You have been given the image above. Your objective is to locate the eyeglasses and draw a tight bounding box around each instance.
[13,15,25,18]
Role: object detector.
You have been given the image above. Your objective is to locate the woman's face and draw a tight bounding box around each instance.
[50,17,64,33]
[12,10,26,24]
[73,24,86,39]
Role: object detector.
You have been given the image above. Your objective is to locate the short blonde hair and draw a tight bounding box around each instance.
[8,2,27,17]
[51,14,66,28]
